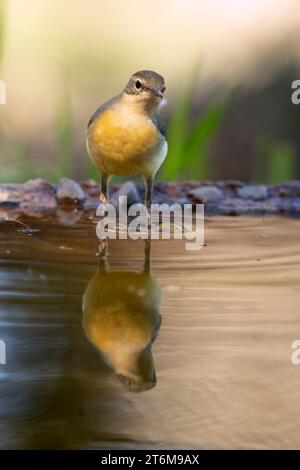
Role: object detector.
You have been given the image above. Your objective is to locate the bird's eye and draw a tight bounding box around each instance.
[161,85,166,93]
[135,80,142,90]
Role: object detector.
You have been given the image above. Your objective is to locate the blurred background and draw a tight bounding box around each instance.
[1,0,300,183]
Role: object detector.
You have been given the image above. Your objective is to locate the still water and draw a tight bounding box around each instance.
[0,215,300,449]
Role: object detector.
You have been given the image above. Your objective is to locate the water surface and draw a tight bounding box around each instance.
[0,215,300,449]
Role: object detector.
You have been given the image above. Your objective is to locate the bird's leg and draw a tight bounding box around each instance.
[98,173,110,249]
[98,238,109,272]
[143,238,151,274]
[98,171,110,261]
[100,173,109,204]
[144,176,154,232]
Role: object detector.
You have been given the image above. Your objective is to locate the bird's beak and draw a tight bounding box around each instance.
[153,88,163,99]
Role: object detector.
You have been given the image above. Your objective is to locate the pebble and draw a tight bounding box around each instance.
[0,184,22,204]
[189,186,224,203]
[237,185,268,201]
[22,179,53,192]
[112,181,141,207]
[57,208,83,225]
[56,178,86,202]
[21,179,56,211]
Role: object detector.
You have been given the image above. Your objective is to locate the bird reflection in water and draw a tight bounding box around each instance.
[82,240,162,392]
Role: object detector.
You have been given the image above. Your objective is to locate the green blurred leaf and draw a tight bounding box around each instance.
[161,81,229,181]
[183,97,228,179]
[0,142,38,183]
[253,138,296,183]
[161,85,195,179]
[54,80,73,180]
[267,143,296,183]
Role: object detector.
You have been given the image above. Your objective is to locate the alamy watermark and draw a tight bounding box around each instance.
[0,340,6,365]
[291,340,300,365]
[96,196,204,251]
[291,80,300,105]
[0,80,6,104]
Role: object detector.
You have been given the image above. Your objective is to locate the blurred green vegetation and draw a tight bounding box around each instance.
[160,83,229,181]
[2,142,37,181]
[54,81,73,179]
[254,138,296,184]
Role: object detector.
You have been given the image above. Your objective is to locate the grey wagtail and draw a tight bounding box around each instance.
[86,70,167,212]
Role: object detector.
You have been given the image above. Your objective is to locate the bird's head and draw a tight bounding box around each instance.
[123,70,166,114]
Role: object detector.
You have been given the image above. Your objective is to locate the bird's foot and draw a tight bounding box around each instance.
[98,239,108,258]
[99,192,108,204]
[97,192,109,216]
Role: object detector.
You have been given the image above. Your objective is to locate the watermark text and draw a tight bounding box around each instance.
[291,80,300,105]
[0,340,6,365]
[291,339,300,365]
[96,197,204,251]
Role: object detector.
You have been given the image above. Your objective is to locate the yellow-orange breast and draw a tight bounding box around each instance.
[87,105,164,177]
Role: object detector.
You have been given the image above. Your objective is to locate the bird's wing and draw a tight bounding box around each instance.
[87,94,121,129]
[152,114,167,139]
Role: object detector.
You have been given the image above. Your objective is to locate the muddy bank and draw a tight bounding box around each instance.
[1,178,300,219]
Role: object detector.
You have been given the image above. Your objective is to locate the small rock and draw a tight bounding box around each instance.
[80,179,98,189]
[112,181,141,207]
[224,180,244,189]
[22,178,53,192]
[173,197,191,206]
[189,186,224,203]
[164,183,185,199]
[292,199,300,213]
[0,188,10,203]
[237,185,268,201]
[57,208,83,225]
[21,179,56,211]
[56,178,86,202]
[0,184,22,204]
[279,181,300,198]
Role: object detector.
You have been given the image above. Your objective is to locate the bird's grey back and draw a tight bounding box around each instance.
[152,114,167,139]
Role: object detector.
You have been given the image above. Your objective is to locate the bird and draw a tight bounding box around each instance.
[82,239,162,392]
[86,70,167,215]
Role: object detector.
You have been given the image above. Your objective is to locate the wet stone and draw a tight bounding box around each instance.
[22,178,54,193]
[237,185,268,201]
[292,199,300,213]
[57,208,84,225]
[279,181,300,198]
[222,180,244,190]
[189,186,224,203]
[0,184,22,204]
[111,181,141,207]
[56,178,86,203]
[21,179,56,211]
[80,179,98,189]
[164,183,185,199]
